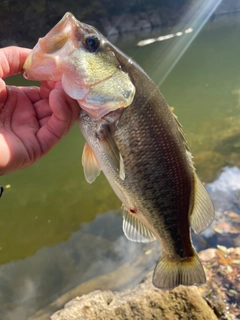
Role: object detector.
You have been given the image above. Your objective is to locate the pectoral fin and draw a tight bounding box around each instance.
[190,174,215,233]
[97,127,125,180]
[122,205,156,243]
[82,142,101,184]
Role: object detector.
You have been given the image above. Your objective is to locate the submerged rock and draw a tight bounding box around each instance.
[199,247,240,319]
[51,247,240,320]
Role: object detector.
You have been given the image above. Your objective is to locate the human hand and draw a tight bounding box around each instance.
[0,46,79,175]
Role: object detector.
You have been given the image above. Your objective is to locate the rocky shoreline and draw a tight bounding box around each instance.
[95,0,240,38]
[97,11,161,38]
[1,0,240,48]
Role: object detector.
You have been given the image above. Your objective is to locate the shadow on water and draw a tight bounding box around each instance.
[0,211,161,320]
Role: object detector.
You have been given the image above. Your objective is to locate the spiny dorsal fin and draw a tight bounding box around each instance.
[171,108,196,172]
[82,142,101,184]
[122,205,156,243]
[186,150,195,172]
[170,107,190,151]
[190,174,215,233]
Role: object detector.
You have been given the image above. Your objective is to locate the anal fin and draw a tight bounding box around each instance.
[122,205,156,243]
[82,142,101,184]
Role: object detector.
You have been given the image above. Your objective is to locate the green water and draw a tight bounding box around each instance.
[1,14,240,320]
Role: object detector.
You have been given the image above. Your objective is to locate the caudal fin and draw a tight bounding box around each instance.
[152,250,206,290]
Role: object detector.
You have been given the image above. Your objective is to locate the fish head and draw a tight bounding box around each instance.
[23,12,135,118]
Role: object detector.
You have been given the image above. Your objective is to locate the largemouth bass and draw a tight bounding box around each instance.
[23,12,214,290]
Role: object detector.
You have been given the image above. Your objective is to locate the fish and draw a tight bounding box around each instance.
[23,12,215,290]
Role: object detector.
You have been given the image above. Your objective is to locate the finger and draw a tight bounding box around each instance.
[49,88,79,121]
[39,82,51,99]
[0,86,18,119]
[6,86,37,127]
[36,88,79,153]
[62,93,80,132]
[39,117,50,127]
[46,81,58,89]
[51,88,80,134]
[34,99,52,120]
[49,88,79,134]
[0,46,31,79]
[39,80,62,99]
[52,81,62,89]
[20,86,42,104]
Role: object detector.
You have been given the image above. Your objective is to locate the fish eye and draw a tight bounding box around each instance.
[85,35,100,52]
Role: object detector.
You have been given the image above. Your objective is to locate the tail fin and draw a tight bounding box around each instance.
[152,250,206,290]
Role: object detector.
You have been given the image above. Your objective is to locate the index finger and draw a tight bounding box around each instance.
[0,46,31,79]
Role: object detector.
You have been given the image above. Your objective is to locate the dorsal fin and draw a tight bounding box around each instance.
[169,107,214,233]
[122,205,156,243]
[190,174,215,233]
[170,107,190,151]
[82,142,101,184]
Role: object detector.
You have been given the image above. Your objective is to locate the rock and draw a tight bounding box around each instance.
[148,11,162,27]
[138,12,148,20]
[51,272,217,320]
[136,19,151,31]
[199,247,240,319]
[112,14,141,34]
[99,18,119,37]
